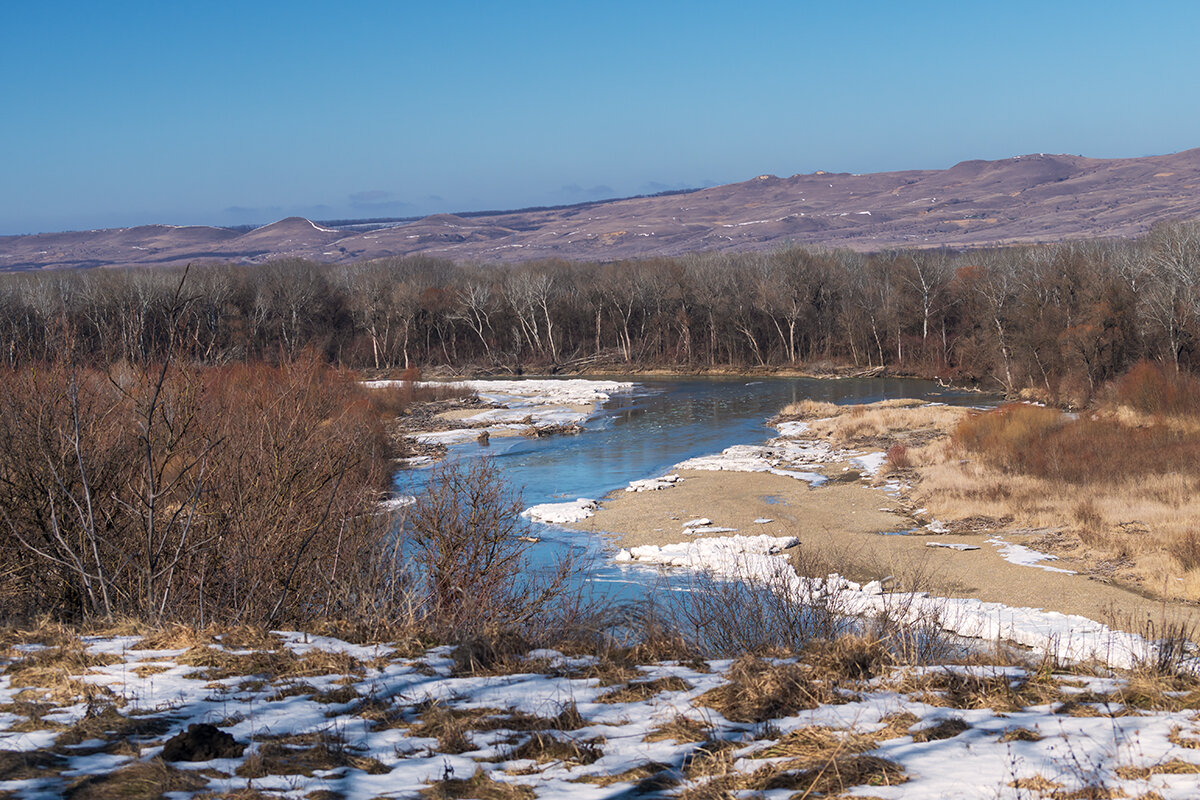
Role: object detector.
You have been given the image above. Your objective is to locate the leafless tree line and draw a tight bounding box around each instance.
[3,221,1200,395]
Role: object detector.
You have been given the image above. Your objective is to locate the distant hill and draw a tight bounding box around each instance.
[4,149,1200,271]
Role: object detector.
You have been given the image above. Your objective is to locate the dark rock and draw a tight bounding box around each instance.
[161,723,245,762]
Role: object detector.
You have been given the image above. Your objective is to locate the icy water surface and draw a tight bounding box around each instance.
[395,376,984,601]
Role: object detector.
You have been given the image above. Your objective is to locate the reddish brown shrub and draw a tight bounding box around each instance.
[954,403,1200,484]
[1115,361,1200,417]
[885,444,911,470]
[0,354,391,626]
[364,379,474,418]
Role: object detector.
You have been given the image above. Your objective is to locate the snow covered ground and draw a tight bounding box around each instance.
[2,631,1199,798]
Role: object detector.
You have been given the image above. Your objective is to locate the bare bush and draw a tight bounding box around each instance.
[0,354,390,626]
[402,458,576,639]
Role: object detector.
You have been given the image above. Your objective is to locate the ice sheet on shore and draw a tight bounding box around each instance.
[369,378,635,447]
[849,451,888,476]
[616,534,1187,671]
[523,498,597,524]
[626,474,681,492]
[988,536,1076,574]
[675,444,828,486]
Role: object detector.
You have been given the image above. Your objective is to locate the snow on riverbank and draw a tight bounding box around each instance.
[988,535,1076,574]
[674,444,829,485]
[616,534,1194,672]
[523,498,597,524]
[366,377,635,446]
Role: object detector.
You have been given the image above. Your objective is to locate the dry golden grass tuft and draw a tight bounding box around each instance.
[677,748,906,800]
[420,768,535,800]
[895,668,1065,713]
[595,675,693,703]
[748,725,875,759]
[643,714,712,744]
[1009,774,1064,792]
[776,399,844,420]
[53,700,174,751]
[3,644,124,706]
[794,400,967,450]
[496,732,604,766]
[63,757,208,800]
[0,748,67,782]
[406,700,502,754]
[1115,759,1200,780]
[237,731,388,778]
[176,645,363,682]
[572,760,676,788]
[1000,726,1044,742]
[909,716,969,742]
[697,655,844,723]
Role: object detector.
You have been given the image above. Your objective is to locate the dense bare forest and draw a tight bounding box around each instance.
[3,221,1200,400]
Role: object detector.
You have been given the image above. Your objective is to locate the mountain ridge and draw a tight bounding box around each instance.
[4,149,1200,271]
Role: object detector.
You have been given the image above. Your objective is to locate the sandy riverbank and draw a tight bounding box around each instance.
[566,410,1200,637]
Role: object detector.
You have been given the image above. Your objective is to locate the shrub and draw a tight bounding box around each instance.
[885,443,910,470]
[1115,361,1200,417]
[0,355,390,626]
[402,458,576,638]
[364,378,474,417]
[953,403,1200,484]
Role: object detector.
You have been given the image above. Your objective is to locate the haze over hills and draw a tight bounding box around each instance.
[4,149,1200,271]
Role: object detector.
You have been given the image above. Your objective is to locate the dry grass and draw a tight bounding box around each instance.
[643,714,712,743]
[906,402,1200,601]
[237,731,388,778]
[677,748,906,799]
[406,701,503,753]
[787,399,967,449]
[697,655,844,723]
[595,675,693,703]
[63,758,209,800]
[177,645,363,682]
[1010,774,1064,792]
[420,768,535,800]
[909,716,969,742]
[896,668,1065,713]
[497,732,604,766]
[53,700,174,750]
[572,761,676,788]
[2,643,124,706]
[1000,726,1044,742]
[1114,759,1200,780]
[0,748,67,782]
[748,725,875,759]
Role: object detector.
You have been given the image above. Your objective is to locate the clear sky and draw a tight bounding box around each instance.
[3,0,1199,235]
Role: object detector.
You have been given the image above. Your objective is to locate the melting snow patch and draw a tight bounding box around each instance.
[523,498,597,524]
[676,444,828,486]
[849,451,888,476]
[773,420,810,437]
[988,536,1076,574]
[754,518,773,524]
[927,541,980,551]
[626,474,681,492]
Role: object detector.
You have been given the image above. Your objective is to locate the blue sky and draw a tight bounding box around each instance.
[3,1,1199,235]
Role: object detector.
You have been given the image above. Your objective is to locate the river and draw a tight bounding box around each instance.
[393,375,984,601]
